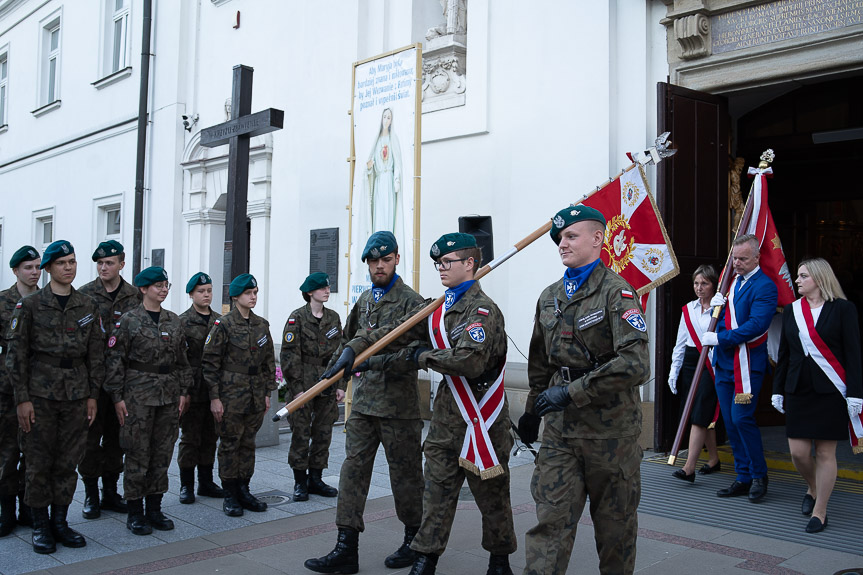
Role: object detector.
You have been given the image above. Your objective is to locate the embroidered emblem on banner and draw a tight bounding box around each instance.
[622,308,646,332]
[622,180,640,207]
[108,336,117,348]
[640,248,664,274]
[285,332,294,343]
[467,324,486,343]
[604,215,636,274]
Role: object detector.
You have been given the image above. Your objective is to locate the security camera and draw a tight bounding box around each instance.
[181,114,198,132]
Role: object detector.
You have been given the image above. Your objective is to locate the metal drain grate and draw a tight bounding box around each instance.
[256,494,290,506]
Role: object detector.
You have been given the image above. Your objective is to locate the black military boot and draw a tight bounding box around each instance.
[126,499,152,536]
[197,465,225,498]
[408,553,438,575]
[308,468,338,497]
[0,495,16,537]
[100,473,128,513]
[292,469,309,502]
[179,467,196,504]
[385,525,419,568]
[50,504,86,548]
[486,554,514,575]
[31,507,55,554]
[17,490,32,526]
[81,477,101,519]
[237,478,267,512]
[145,494,174,530]
[222,479,244,517]
[303,527,359,574]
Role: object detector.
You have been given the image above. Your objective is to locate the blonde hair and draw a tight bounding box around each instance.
[799,257,846,301]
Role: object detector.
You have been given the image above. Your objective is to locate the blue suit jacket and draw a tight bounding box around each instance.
[714,268,778,377]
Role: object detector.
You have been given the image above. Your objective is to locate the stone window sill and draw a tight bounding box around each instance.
[31,100,61,117]
[92,66,133,90]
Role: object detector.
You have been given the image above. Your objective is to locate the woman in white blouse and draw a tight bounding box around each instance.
[669,264,722,482]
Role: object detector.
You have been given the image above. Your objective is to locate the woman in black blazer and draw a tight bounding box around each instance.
[772,258,863,533]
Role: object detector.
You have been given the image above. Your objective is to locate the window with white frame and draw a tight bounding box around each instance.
[41,18,61,106]
[107,0,130,74]
[102,203,121,239]
[0,50,8,127]
[34,211,53,286]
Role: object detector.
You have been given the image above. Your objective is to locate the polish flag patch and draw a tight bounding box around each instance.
[15,302,22,309]
[621,290,634,299]
[477,307,489,316]
[288,318,296,325]
[214,319,221,326]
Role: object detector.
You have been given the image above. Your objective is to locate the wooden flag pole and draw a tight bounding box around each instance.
[667,150,773,465]
[274,136,677,421]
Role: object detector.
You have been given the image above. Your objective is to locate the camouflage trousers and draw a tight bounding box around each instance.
[336,412,423,532]
[288,392,337,470]
[119,401,179,500]
[0,392,25,496]
[77,389,125,480]
[218,409,265,480]
[20,396,88,508]
[523,427,642,575]
[177,400,219,469]
[411,390,516,557]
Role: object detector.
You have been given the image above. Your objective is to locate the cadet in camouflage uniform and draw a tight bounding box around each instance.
[177,272,224,504]
[519,206,650,575]
[305,232,425,573]
[77,240,140,519]
[0,246,40,537]
[281,272,342,502]
[6,240,104,554]
[105,266,192,535]
[202,273,276,517]
[327,233,516,575]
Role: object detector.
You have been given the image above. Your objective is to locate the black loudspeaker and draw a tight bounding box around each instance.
[459,215,494,264]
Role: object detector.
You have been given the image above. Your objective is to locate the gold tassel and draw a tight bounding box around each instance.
[734,392,753,404]
[459,458,480,476]
[853,445,863,455]
[708,421,716,429]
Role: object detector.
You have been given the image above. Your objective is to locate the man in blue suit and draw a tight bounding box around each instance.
[701,234,778,501]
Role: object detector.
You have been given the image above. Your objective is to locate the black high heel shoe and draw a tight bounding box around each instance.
[672,469,695,483]
[698,461,721,475]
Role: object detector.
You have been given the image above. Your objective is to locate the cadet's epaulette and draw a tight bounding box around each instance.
[621,290,634,299]
[288,318,296,325]
[477,307,489,316]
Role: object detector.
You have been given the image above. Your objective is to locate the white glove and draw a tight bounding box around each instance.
[668,377,677,395]
[701,332,719,347]
[848,397,863,419]
[710,293,727,307]
[771,394,784,414]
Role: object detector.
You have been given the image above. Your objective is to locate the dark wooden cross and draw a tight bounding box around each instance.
[200,64,283,303]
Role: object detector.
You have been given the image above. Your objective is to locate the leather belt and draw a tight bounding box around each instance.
[33,353,85,369]
[560,366,590,383]
[129,361,174,375]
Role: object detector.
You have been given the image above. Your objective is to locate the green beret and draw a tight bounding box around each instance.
[362,231,398,262]
[429,233,476,259]
[92,240,124,262]
[40,240,75,269]
[229,273,257,297]
[185,272,213,294]
[299,272,329,293]
[9,246,40,269]
[550,205,606,244]
[134,266,169,287]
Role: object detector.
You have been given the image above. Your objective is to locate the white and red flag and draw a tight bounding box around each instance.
[582,164,679,308]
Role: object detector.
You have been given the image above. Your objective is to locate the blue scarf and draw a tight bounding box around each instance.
[444,280,475,310]
[371,274,399,303]
[563,259,601,299]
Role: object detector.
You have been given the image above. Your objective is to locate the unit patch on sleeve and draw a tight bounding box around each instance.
[108,336,117,348]
[284,332,295,343]
[622,308,647,332]
[10,318,17,330]
[466,322,486,343]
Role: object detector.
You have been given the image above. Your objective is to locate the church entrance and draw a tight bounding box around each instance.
[654,73,863,455]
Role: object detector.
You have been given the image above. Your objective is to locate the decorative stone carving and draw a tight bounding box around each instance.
[674,13,710,60]
[422,0,468,113]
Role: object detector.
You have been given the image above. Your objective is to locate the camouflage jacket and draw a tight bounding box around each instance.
[104,304,193,407]
[526,263,649,439]
[0,283,23,395]
[347,281,508,411]
[328,276,425,419]
[202,307,276,414]
[179,305,221,403]
[5,285,105,404]
[78,276,141,339]
[280,304,343,399]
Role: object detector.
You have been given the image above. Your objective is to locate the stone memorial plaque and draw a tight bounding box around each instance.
[310,228,339,292]
[711,0,863,54]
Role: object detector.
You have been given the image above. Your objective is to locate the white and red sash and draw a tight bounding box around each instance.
[682,304,720,426]
[792,298,863,454]
[726,276,769,404]
[428,304,506,479]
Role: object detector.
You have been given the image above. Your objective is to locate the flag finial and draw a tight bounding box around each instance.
[758,149,775,169]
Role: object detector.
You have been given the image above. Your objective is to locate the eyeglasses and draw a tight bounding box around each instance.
[434,258,469,271]
[153,282,172,291]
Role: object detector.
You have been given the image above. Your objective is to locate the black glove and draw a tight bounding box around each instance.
[353,359,371,373]
[534,385,572,417]
[517,412,541,445]
[410,347,431,367]
[321,347,355,381]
